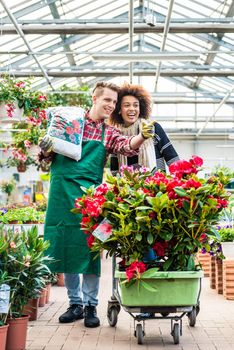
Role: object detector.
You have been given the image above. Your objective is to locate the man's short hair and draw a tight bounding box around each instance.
[92,81,119,97]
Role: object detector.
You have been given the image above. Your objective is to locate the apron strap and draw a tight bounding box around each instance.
[101,124,105,143]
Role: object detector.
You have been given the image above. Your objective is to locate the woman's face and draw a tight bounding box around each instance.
[120,95,140,126]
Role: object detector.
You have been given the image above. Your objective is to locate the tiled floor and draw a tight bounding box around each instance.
[27,257,234,350]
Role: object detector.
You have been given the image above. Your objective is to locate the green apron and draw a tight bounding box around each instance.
[44,126,106,276]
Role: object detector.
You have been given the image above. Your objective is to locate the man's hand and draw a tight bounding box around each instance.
[141,120,155,139]
[39,135,53,153]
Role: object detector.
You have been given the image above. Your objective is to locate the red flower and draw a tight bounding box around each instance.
[125,261,147,281]
[87,235,95,248]
[95,183,109,196]
[189,155,203,167]
[183,178,202,189]
[153,241,168,257]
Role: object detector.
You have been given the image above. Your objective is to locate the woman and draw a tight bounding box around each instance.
[109,83,179,173]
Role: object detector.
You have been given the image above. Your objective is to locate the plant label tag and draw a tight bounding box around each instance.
[0,284,10,313]
[92,218,113,242]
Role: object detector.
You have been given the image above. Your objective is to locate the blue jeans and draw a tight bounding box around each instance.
[64,273,99,307]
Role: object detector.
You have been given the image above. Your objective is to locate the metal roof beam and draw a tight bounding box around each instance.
[1,69,234,77]
[0,0,54,90]
[1,23,234,34]
[1,18,234,24]
[191,1,234,89]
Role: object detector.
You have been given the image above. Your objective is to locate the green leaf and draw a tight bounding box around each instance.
[141,267,159,278]
[174,187,188,197]
[140,280,158,292]
[147,232,153,244]
[136,233,142,241]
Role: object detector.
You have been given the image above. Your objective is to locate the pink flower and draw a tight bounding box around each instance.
[9,242,16,248]
[24,140,31,148]
[38,95,47,101]
[66,126,74,135]
[14,81,26,88]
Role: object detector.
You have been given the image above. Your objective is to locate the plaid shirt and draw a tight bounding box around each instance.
[84,116,138,157]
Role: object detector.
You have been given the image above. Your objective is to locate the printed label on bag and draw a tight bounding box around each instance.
[92,218,113,242]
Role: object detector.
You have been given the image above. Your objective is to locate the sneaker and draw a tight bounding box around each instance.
[84,302,100,328]
[59,304,83,323]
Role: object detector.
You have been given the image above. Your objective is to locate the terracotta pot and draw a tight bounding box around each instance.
[221,242,234,260]
[17,162,27,173]
[215,258,223,294]
[6,315,29,350]
[0,324,9,350]
[23,298,39,321]
[39,288,47,307]
[57,273,65,286]
[45,283,51,304]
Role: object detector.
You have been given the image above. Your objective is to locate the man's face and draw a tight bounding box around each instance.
[93,87,118,120]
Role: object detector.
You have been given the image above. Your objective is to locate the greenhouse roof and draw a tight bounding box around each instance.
[0,0,234,136]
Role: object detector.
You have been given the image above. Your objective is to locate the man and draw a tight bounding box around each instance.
[40,81,154,328]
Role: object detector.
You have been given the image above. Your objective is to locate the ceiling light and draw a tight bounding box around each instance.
[92,52,200,62]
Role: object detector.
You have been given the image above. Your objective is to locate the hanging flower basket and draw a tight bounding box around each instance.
[0,102,23,121]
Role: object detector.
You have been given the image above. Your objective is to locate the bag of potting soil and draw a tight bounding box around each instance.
[45,106,85,161]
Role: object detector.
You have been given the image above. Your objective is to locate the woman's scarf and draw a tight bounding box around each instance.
[117,119,157,170]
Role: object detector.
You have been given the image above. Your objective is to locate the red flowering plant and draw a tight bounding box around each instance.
[72,156,229,284]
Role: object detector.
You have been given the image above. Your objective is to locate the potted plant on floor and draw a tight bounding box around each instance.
[0,225,52,350]
[72,156,229,305]
[0,269,11,350]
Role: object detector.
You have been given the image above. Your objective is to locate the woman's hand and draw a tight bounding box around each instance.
[141,120,155,139]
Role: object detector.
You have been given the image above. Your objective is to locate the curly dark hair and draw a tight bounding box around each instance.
[110,83,152,125]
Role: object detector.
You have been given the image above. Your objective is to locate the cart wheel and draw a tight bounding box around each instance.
[188,307,196,327]
[172,323,180,344]
[135,323,145,344]
[107,307,118,327]
[196,301,200,316]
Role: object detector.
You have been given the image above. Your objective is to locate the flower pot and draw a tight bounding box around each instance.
[39,288,47,307]
[115,270,203,307]
[45,283,51,304]
[17,162,27,173]
[209,256,216,289]
[221,242,234,260]
[23,298,39,321]
[0,324,9,350]
[223,260,234,300]
[56,273,65,286]
[0,102,23,121]
[215,258,223,294]
[6,315,29,350]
